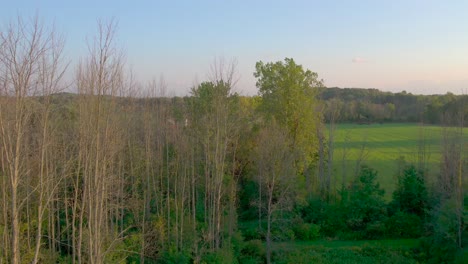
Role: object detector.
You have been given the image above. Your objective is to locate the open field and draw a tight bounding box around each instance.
[330,123,467,198]
[272,238,419,250]
[271,239,420,264]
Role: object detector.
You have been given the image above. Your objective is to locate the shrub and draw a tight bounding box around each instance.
[200,248,236,264]
[293,222,320,241]
[297,197,328,224]
[271,224,295,241]
[418,198,460,264]
[345,165,387,239]
[385,211,423,238]
[159,247,191,264]
[320,203,347,238]
[230,231,245,259]
[273,245,417,264]
[389,165,428,218]
[239,221,264,240]
[240,239,265,263]
[296,196,347,239]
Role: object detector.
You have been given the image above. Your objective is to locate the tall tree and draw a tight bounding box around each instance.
[326,98,342,200]
[254,58,323,173]
[0,15,66,264]
[254,122,297,264]
[74,19,126,263]
[439,101,466,249]
[189,58,240,252]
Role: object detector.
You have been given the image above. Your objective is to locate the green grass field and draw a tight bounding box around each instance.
[330,123,467,198]
[271,239,420,264]
[273,239,419,250]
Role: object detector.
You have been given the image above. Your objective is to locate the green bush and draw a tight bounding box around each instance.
[240,239,265,263]
[293,222,320,240]
[200,248,236,264]
[273,245,417,264]
[159,247,191,264]
[239,221,264,240]
[385,211,423,238]
[389,165,428,218]
[320,204,347,238]
[344,165,387,239]
[295,197,348,239]
[230,231,245,259]
[364,221,386,239]
[417,198,460,264]
[238,180,260,221]
[271,224,295,241]
[297,197,329,224]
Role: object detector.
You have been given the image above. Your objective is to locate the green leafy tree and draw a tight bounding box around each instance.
[189,78,241,252]
[254,58,323,171]
[346,165,386,239]
[389,165,428,217]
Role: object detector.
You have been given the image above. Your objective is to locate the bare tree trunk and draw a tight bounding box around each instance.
[327,125,334,201]
[75,19,125,263]
[190,58,239,252]
[341,130,351,192]
[266,187,273,264]
[317,126,326,199]
[0,15,66,264]
[417,123,431,179]
[327,99,340,201]
[31,27,67,264]
[456,108,465,248]
[254,124,296,264]
[354,132,369,177]
[439,112,464,250]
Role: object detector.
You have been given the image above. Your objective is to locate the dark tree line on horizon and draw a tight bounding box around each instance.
[320,87,468,125]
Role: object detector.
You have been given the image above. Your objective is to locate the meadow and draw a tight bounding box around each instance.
[271,239,420,264]
[331,123,467,198]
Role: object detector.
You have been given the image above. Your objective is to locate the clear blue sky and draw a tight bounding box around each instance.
[2,0,468,95]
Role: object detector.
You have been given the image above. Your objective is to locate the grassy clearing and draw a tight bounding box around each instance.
[330,123,467,198]
[271,239,419,264]
[272,238,419,250]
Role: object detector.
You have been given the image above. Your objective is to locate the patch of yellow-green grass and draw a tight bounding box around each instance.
[272,239,419,250]
[272,239,419,264]
[329,123,467,198]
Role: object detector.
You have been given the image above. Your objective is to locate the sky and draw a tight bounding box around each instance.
[2,0,468,95]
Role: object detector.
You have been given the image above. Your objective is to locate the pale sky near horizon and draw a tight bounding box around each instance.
[2,0,468,95]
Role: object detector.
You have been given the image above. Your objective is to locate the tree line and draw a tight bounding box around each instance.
[320,87,468,125]
[0,17,466,263]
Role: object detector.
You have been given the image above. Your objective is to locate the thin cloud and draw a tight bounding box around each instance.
[352,57,367,63]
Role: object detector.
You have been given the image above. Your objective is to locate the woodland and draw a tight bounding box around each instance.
[0,18,466,263]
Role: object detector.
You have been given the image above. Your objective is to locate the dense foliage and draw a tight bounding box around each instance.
[320,87,468,125]
[0,18,466,264]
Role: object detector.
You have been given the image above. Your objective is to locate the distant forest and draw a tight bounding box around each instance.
[54,87,468,126]
[320,87,468,125]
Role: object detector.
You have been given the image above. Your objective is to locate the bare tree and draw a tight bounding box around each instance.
[30,23,67,264]
[354,131,370,177]
[254,123,297,264]
[0,15,67,264]
[340,129,351,194]
[189,57,240,252]
[74,19,126,263]
[316,124,327,198]
[417,123,430,179]
[438,105,466,249]
[327,98,341,201]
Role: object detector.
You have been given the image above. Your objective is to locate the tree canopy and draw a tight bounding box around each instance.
[254,58,323,169]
